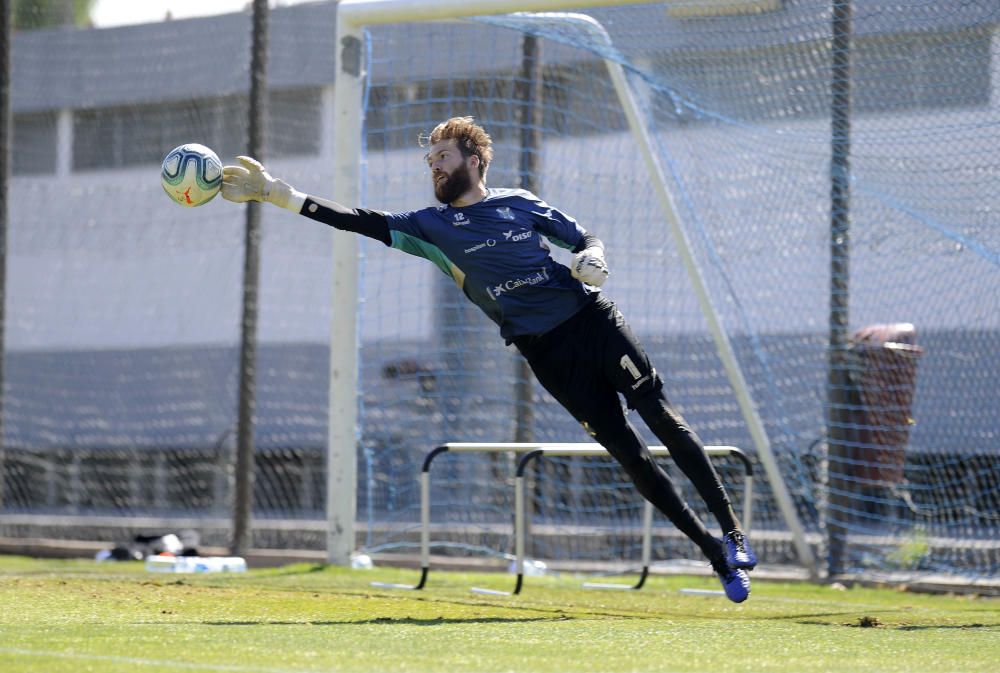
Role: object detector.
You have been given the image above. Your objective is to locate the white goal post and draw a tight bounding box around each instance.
[329,0,817,578]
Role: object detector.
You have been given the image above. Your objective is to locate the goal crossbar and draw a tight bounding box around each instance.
[337,0,665,26]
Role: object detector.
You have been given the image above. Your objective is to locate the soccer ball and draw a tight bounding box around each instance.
[160,143,223,207]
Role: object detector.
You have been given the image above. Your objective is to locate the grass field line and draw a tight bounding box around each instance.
[0,646,320,673]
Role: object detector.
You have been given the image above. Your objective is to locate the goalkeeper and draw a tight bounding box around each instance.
[221,116,756,603]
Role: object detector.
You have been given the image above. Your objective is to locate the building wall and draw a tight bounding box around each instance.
[5,2,998,460]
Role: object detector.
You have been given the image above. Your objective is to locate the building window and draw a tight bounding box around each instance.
[72,88,322,172]
[13,112,57,175]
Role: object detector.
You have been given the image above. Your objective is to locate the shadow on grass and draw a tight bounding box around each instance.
[204,616,563,626]
[892,623,997,631]
[796,618,999,631]
[254,563,329,577]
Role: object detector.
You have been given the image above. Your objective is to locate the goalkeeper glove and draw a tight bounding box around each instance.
[221,156,305,213]
[571,246,610,287]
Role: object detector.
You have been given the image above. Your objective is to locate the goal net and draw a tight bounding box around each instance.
[1,1,997,586]
[348,1,1000,581]
[0,4,343,554]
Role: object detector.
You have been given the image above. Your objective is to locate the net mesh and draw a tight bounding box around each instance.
[354,3,1000,578]
[1,5,340,551]
[2,2,998,582]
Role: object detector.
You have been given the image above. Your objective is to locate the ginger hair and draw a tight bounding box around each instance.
[422,116,493,180]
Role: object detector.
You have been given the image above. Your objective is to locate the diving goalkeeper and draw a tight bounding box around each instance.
[221,116,757,602]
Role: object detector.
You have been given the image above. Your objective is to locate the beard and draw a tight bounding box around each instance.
[433,164,474,204]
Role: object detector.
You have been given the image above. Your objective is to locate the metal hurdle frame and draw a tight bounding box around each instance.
[370,442,753,594]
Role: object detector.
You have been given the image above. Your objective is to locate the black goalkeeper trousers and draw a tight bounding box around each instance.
[514,295,739,559]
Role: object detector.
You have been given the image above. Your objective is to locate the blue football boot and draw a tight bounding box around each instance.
[710,556,751,603]
[723,530,758,570]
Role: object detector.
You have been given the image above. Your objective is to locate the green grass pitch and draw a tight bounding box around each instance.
[0,555,996,673]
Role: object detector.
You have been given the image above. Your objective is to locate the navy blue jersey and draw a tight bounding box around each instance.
[384,188,598,341]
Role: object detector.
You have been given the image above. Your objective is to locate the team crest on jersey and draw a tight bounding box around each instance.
[496,206,515,221]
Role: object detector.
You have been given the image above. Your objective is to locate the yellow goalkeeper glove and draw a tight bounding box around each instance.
[221,156,304,213]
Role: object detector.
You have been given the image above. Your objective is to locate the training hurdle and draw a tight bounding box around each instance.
[370,442,753,594]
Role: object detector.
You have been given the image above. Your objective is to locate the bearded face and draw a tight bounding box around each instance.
[433,161,475,204]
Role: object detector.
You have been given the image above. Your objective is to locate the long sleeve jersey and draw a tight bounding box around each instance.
[302,187,600,341]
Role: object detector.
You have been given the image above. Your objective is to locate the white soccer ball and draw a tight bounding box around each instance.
[160,143,223,207]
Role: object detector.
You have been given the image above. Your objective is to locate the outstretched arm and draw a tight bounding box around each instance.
[221,156,390,245]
